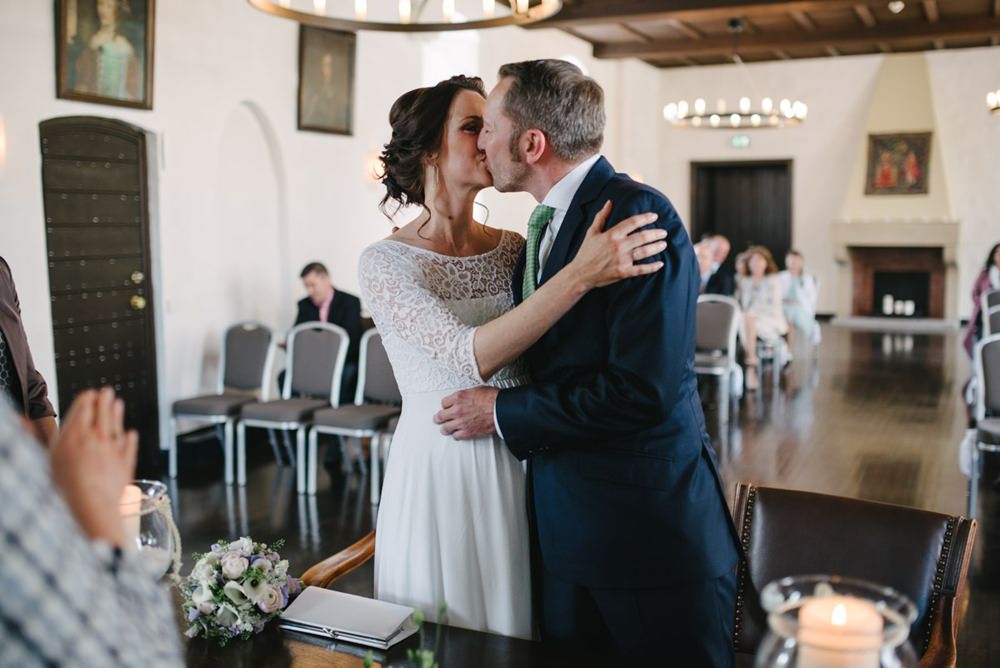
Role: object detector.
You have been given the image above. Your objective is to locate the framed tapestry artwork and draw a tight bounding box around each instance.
[57,0,155,109]
[298,26,356,135]
[864,132,931,195]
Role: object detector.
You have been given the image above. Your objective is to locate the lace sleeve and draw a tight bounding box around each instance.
[359,243,484,384]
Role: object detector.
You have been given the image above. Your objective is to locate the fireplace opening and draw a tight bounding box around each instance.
[873,271,930,318]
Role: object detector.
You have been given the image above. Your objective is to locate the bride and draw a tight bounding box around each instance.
[358,75,666,639]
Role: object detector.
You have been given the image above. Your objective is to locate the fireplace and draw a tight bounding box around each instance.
[848,247,945,319]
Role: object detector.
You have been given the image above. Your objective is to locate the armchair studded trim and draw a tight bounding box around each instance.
[730,483,976,668]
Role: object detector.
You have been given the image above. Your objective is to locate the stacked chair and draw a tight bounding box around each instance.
[982,288,1000,336]
[968,332,1000,518]
[237,322,348,494]
[306,329,402,498]
[169,322,274,483]
[694,295,741,425]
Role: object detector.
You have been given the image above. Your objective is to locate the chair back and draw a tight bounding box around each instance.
[984,288,1000,312]
[696,295,740,363]
[219,322,273,393]
[285,322,348,406]
[984,306,1000,338]
[354,329,401,406]
[732,483,975,666]
[974,333,1000,421]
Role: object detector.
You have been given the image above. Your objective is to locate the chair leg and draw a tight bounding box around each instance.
[296,427,307,494]
[281,430,295,467]
[168,417,178,478]
[371,433,382,505]
[237,422,248,486]
[968,443,980,519]
[718,374,729,426]
[354,437,369,476]
[223,419,235,485]
[266,428,283,465]
[307,429,319,496]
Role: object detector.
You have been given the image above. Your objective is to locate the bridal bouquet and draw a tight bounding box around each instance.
[181,537,301,645]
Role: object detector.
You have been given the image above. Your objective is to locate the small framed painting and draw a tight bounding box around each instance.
[298,26,356,135]
[865,132,931,195]
[57,0,155,109]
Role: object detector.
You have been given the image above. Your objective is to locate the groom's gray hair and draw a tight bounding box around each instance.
[497,59,605,163]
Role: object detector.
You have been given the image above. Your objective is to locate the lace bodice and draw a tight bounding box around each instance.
[358,230,531,396]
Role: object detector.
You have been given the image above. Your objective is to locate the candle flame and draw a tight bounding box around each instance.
[313,0,326,14]
[355,0,367,20]
[483,0,495,18]
[399,0,411,22]
[831,603,848,627]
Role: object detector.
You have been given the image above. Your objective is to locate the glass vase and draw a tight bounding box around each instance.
[120,479,180,579]
[755,575,919,668]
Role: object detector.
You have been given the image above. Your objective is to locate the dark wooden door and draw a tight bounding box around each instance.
[39,116,160,472]
[691,160,792,269]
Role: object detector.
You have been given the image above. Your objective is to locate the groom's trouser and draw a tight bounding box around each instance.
[540,565,736,666]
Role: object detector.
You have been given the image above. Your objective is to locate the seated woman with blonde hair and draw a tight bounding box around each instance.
[737,246,788,391]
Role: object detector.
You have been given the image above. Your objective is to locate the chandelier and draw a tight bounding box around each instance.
[989,89,1000,116]
[662,17,807,130]
[663,96,808,129]
[248,0,563,32]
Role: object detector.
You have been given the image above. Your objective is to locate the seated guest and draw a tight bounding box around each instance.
[738,246,788,391]
[289,262,363,405]
[0,388,182,666]
[695,241,715,294]
[703,234,735,296]
[0,256,57,444]
[779,249,821,348]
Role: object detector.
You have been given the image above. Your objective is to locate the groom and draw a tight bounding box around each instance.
[434,60,740,664]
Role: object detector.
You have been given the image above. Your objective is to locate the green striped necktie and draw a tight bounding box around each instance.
[522,204,555,299]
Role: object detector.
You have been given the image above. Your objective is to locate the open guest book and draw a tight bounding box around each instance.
[278,587,420,650]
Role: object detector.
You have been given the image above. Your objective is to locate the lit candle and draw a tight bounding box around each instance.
[797,595,883,668]
[119,484,142,550]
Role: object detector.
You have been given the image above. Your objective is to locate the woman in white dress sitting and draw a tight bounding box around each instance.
[779,249,820,349]
[358,76,666,639]
[737,245,788,391]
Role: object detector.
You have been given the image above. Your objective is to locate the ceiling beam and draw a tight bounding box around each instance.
[533,0,888,30]
[592,16,1000,60]
[790,10,817,31]
[619,23,653,43]
[923,0,939,23]
[825,45,840,56]
[663,18,704,40]
[854,4,877,28]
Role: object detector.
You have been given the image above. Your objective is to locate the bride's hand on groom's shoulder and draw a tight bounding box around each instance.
[571,201,668,290]
[434,387,499,440]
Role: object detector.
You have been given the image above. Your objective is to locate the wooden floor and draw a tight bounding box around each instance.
[168,324,998,665]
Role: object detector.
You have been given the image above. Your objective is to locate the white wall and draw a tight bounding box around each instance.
[0,0,661,436]
[657,49,1000,316]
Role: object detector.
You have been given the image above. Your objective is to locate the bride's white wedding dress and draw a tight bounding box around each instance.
[358,229,532,639]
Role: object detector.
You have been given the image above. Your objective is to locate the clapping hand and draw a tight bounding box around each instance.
[50,388,139,547]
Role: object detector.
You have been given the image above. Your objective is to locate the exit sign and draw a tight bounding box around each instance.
[730,135,751,149]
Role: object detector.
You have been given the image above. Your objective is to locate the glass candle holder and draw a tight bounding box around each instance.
[119,479,180,579]
[755,575,919,668]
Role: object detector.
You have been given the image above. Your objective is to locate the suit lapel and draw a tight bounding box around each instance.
[538,157,615,286]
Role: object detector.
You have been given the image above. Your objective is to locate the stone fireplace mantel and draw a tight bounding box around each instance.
[831,219,959,321]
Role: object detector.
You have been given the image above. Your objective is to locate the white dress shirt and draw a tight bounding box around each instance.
[493,154,603,439]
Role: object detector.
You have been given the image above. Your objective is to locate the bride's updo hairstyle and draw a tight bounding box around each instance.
[378,75,486,218]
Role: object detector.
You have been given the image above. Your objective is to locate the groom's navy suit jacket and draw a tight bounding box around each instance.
[496,157,740,589]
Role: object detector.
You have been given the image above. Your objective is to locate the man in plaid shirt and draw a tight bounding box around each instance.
[0,388,182,667]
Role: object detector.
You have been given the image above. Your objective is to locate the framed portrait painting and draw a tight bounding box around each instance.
[57,0,155,109]
[298,26,356,135]
[864,132,931,195]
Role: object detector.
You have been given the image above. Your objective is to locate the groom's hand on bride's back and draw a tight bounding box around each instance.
[435,387,499,440]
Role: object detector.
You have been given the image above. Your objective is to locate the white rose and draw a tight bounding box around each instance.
[223,580,249,606]
[215,603,240,628]
[274,560,289,578]
[191,584,214,606]
[257,585,284,614]
[221,554,248,580]
[235,537,254,555]
[192,560,216,583]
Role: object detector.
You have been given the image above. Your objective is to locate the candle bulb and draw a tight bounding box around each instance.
[797,595,883,668]
[120,484,142,550]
